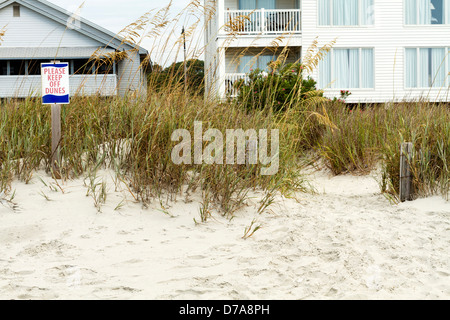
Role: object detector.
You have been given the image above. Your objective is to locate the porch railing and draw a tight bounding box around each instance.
[0,74,117,98]
[224,9,301,35]
[225,73,249,97]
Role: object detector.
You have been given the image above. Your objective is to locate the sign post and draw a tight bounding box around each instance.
[400,142,414,202]
[41,61,70,178]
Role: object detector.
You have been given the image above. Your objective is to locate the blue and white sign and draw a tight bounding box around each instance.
[41,62,70,104]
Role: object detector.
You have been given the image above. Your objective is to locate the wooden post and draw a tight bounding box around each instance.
[50,60,61,179]
[400,142,413,202]
[51,103,61,179]
[182,26,187,94]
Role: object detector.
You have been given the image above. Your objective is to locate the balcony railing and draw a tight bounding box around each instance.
[225,73,249,97]
[224,9,301,35]
[0,74,118,98]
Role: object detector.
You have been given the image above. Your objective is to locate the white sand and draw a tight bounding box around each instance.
[0,168,449,300]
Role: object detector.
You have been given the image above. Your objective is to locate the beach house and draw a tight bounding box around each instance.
[204,0,450,103]
[0,0,149,99]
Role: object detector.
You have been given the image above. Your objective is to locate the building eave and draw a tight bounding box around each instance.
[0,0,149,55]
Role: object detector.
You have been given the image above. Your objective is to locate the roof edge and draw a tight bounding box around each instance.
[0,0,148,55]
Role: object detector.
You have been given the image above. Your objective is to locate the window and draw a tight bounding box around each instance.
[239,54,277,73]
[405,47,449,88]
[28,60,46,75]
[13,5,20,17]
[0,61,7,75]
[9,60,26,75]
[405,0,450,25]
[96,60,115,75]
[239,0,276,10]
[319,48,375,89]
[72,59,94,74]
[319,0,374,26]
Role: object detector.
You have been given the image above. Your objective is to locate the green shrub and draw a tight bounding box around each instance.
[148,59,204,95]
[235,62,322,112]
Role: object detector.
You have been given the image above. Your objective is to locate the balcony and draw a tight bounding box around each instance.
[224,9,301,35]
[225,73,249,97]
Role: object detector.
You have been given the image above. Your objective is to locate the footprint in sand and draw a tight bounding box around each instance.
[14,270,35,276]
[121,259,143,264]
[18,240,76,257]
[187,255,207,260]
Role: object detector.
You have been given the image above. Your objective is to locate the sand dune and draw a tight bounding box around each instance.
[0,168,449,300]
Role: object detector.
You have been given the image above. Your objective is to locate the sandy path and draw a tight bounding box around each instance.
[0,169,449,299]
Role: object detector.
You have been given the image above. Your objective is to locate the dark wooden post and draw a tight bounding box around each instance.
[400,142,413,202]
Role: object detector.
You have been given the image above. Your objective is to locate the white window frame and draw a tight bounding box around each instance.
[404,47,450,89]
[239,53,277,73]
[404,0,449,25]
[317,0,375,27]
[319,47,376,90]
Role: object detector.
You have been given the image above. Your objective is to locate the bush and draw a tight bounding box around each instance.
[148,59,204,95]
[234,62,322,112]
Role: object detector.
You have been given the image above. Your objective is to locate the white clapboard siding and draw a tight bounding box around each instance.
[0,47,116,60]
[301,0,450,103]
[72,75,118,96]
[117,50,146,97]
[0,4,102,48]
[205,0,219,96]
[0,75,117,98]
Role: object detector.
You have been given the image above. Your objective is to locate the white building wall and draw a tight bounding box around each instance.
[205,0,220,98]
[0,4,102,47]
[208,0,450,102]
[301,0,450,103]
[117,50,146,97]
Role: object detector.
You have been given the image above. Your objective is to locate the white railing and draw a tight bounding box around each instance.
[224,9,301,35]
[225,73,249,97]
[0,74,118,98]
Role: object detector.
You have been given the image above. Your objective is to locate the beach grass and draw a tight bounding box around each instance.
[0,93,311,217]
[1,1,449,216]
[315,101,449,200]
